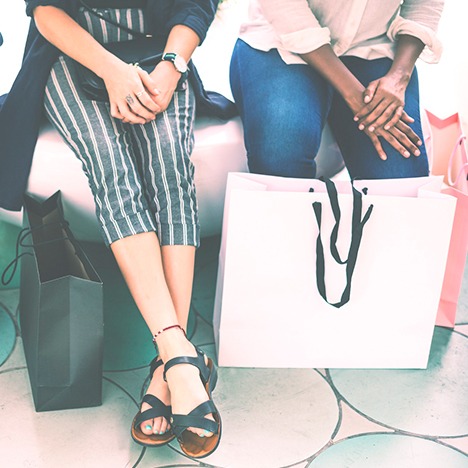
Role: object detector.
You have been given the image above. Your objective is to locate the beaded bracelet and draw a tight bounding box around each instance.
[152,324,186,346]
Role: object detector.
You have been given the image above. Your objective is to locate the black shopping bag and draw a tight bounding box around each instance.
[18,191,103,411]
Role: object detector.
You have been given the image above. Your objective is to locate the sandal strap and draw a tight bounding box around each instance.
[149,356,163,379]
[163,348,210,384]
[171,400,219,437]
[134,394,171,428]
[135,407,170,428]
[142,394,168,409]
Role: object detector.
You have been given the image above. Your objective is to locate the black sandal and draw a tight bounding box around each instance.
[131,357,175,447]
[163,347,222,458]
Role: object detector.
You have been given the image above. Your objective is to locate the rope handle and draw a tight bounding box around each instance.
[312,180,374,309]
[1,221,70,286]
[447,134,468,186]
[425,127,468,186]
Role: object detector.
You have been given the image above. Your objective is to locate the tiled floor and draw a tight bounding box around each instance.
[0,236,467,468]
[1,1,468,467]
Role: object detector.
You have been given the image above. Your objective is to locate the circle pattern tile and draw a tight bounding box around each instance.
[197,368,339,468]
[0,304,16,367]
[329,328,468,437]
[310,433,468,467]
[0,369,143,467]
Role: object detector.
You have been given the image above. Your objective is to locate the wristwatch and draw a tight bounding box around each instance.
[162,52,189,81]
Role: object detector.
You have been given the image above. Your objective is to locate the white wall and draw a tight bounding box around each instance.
[417,0,468,129]
[0,1,29,95]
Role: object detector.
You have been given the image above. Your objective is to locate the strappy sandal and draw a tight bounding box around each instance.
[163,347,222,458]
[131,357,175,447]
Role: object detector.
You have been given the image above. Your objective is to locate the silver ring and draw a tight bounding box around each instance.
[136,91,145,98]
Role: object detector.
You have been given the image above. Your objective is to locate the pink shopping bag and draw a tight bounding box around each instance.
[425,110,468,327]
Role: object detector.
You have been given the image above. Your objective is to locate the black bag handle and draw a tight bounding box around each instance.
[321,177,348,265]
[1,222,70,286]
[79,0,151,38]
[312,180,373,308]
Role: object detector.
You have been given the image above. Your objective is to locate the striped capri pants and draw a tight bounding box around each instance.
[44,6,199,247]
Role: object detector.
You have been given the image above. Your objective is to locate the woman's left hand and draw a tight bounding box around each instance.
[353,74,410,132]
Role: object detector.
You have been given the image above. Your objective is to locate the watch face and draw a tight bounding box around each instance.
[173,55,188,73]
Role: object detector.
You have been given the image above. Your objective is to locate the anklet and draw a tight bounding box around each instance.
[152,324,186,345]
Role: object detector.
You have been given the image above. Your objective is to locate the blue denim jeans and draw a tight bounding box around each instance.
[230,39,429,180]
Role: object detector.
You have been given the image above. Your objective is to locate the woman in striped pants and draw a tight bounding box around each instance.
[32,0,221,458]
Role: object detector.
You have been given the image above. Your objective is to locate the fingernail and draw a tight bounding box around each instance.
[159,431,164,435]
[145,425,152,431]
[417,140,422,146]
[384,125,390,130]
[415,150,421,156]
[404,151,410,157]
[381,154,387,161]
[369,126,375,132]
[153,88,161,95]
[353,116,359,121]
[364,95,371,103]
[359,124,365,131]
[199,434,205,438]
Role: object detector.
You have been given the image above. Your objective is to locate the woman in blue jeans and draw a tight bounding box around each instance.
[230,0,444,180]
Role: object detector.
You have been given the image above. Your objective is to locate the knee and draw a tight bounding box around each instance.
[245,112,322,178]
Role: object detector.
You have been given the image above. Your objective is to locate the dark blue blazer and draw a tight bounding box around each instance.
[0,0,235,211]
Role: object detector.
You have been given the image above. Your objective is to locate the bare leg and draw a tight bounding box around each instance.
[110,232,179,333]
[160,245,196,330]
[110,232,214,437]
[136,245,195,435]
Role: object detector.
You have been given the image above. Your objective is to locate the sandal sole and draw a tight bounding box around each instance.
[177,356,222,458]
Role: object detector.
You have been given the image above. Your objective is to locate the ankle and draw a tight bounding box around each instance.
[152,324,186,345]
[153,325,193,362]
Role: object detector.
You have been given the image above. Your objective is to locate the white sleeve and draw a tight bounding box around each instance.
[387,0,445,63]
[258,0,331,53]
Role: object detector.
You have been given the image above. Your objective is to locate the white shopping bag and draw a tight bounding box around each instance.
[213,173,456,369]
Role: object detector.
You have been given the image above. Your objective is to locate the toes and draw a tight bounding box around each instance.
[141,421,154,435]
[189,412,216,438]
[201,429,213,438]
[159,418,169,435]
[152,417,163,435]
[141,417,171,436]
[188,427,213,438]
[142,416,169,435]
[152,417,171,435]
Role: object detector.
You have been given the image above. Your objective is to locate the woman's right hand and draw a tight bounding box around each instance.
[346,90,421,161]
[102,61,162,125]
[361,120,421,161]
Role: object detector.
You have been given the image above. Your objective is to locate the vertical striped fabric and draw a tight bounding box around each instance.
[43,7,199,246]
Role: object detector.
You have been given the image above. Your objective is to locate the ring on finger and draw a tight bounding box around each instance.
[125,94,135,105]
[136,90,145,98]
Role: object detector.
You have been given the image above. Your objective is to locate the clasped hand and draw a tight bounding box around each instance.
[103,60,181,125]
[352,75,422,161]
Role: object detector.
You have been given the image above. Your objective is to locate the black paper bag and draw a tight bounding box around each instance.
[19,191,103,412]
